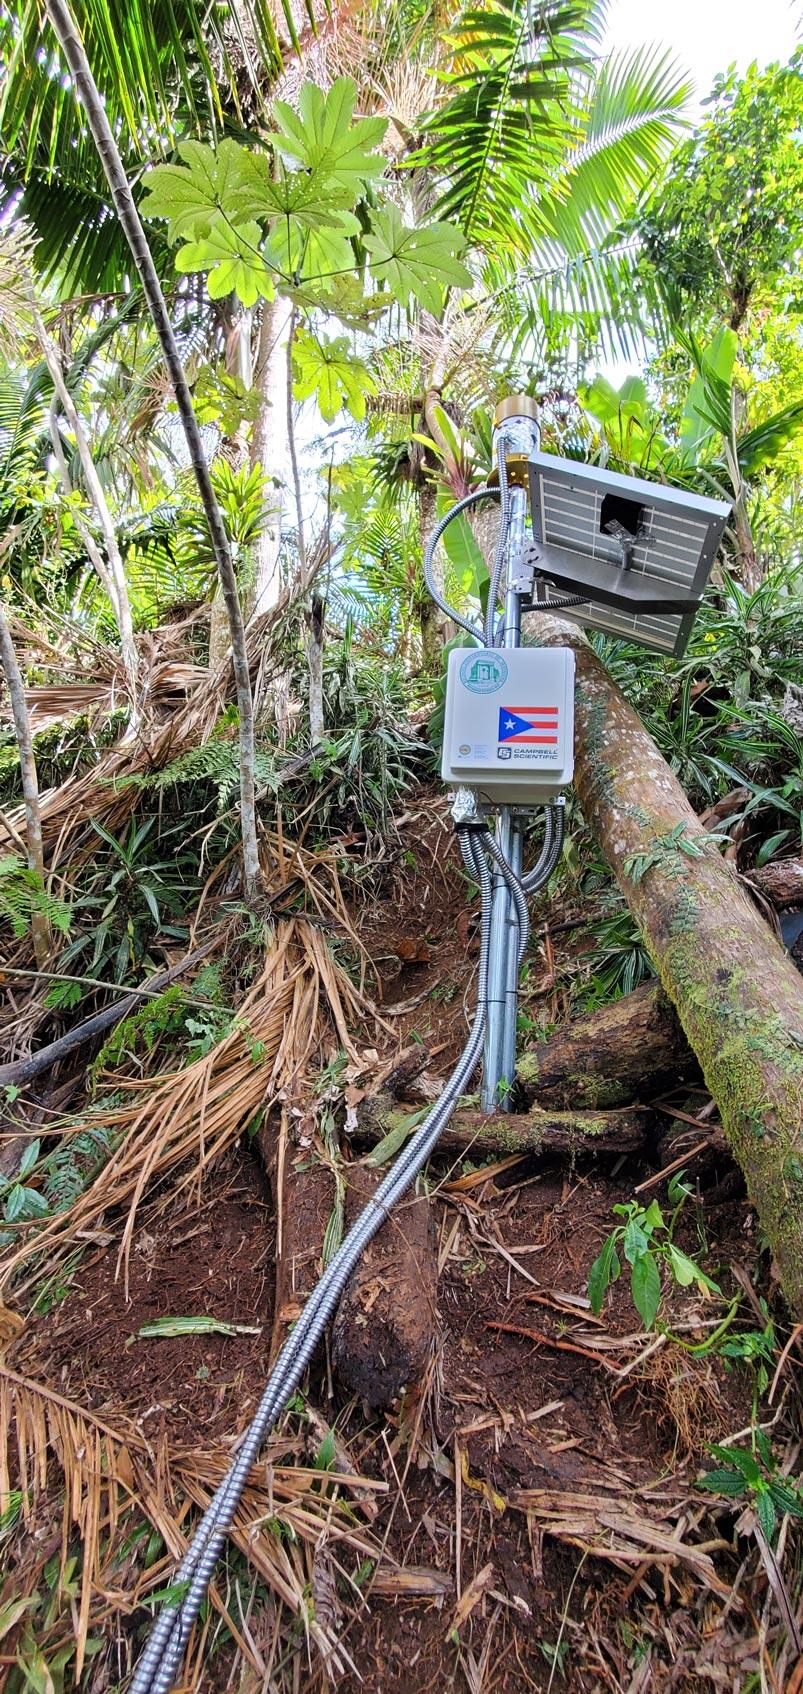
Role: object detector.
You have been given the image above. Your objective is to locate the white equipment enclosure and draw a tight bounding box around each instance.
[441,646,575,803]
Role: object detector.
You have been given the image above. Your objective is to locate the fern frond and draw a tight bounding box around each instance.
[0,855,71,939]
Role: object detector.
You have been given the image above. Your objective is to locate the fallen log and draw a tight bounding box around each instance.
[748,859,803,910]
[332,1162,438,1410]
[516,981,696,1109]
[0,941,215,1089]
[333,1096,653,1409]
[356,1093,654,1157]
[255,1112,333,1366]
[529,613,803,1317]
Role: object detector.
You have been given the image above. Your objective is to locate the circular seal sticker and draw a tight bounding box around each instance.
[459,652,508,694]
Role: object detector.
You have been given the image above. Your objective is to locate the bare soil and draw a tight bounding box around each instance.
[8,796,790,1691]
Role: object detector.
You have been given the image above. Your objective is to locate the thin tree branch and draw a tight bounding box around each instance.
[33,304,139,723]
[285,307,306,576]
[0,598,49,965]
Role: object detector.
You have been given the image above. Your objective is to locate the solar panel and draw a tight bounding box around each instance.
[525,453,732,657]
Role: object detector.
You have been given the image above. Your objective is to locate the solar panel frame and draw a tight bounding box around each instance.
[527,453,732,657]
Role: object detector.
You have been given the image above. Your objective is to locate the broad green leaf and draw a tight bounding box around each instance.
[5,1183,48,1221]
[262,166,359,228]
[754,1427,774,1470]
[314,1428,337,1470]
[698,1466,746,1497]
[769,1479,803,1518]
[135,1316,261,1339]
[175,217,274,306]
[268,77,387,198]
[623,1218,649,1266]
[193,366,260,434]
[439,508,488,599]
[756,1489,777,1542]
[680,326,737,462]
[666,1243,698,1287]
[709,1443,762,1486]
[17,1138,40,1179]
[142,139,271,241]
[366,1107,429,1167]
[264,210,360,286]
[583,374,649,427]
[587,1232,621,1315]
[292,328,374,422]
[364,206,473,311]
[630,1251,661,1328]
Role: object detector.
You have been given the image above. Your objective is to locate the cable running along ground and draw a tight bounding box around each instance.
[130,458,567,1693]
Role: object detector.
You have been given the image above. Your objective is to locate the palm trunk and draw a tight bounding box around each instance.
[0,602,49,965]
[417,483,442,672]
[529,611,803,1317]
[307,594,325,744]
[44,0,261,898]
[207,302,253,667]
[248,296,293,617]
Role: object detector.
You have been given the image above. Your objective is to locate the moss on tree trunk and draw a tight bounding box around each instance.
[530,618,803,1316]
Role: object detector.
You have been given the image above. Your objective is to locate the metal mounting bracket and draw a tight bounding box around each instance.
[518,539,703,616]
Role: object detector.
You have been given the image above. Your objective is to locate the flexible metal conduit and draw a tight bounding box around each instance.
[422,465,587,648]
[132,459,573,1692]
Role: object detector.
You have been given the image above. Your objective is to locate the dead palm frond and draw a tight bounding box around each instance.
[0,1362,145,1678]
[0,224,36,361]
[0,596,295,874]
[0,1361,393,1682]
[1,917,386,1299]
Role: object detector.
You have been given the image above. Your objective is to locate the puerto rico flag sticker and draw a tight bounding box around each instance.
[498,705,559,746]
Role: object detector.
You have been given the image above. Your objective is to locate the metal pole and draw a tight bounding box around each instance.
[480,397,540,1114]
[501,808,525,1090]
[481,483,527,1112]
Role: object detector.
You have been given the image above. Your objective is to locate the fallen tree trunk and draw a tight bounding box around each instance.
[529,614,803,1317]
[255,1112,333,1366]
[516,981,696,1108]
[334,1096,652,1408]
[357,1094,654,1157]
[748,859,803,910]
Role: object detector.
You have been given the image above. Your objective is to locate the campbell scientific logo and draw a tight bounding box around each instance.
[459,653,508,694]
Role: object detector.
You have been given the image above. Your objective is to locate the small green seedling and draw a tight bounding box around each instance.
[0,1138,49,1246]
[718,1301,775,1421]
[587,1173,719,1330]
[698,1427,803,1543]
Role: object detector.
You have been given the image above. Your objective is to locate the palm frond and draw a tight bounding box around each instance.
[538,45,692,254]
[419,0,603,249]
[0,0,299,296]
